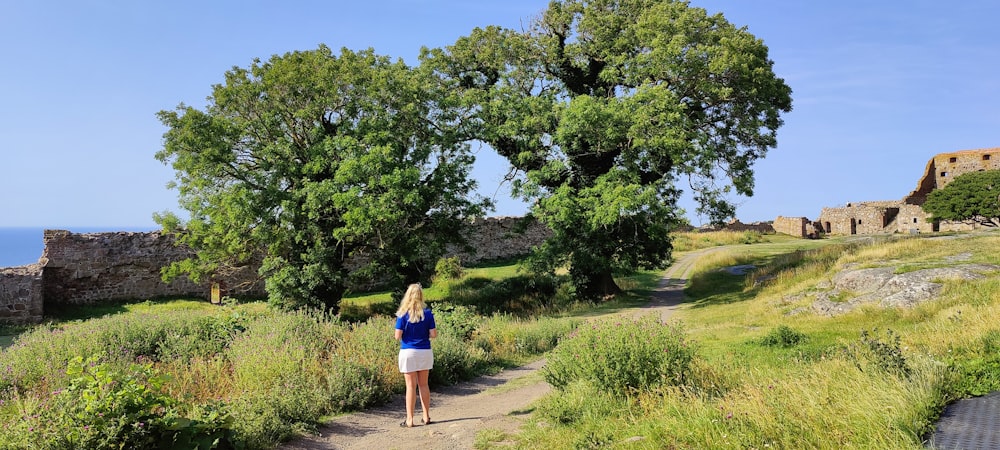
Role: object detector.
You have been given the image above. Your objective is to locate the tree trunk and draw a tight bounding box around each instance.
[577,269,623,300]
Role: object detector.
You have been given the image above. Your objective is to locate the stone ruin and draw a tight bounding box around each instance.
[776,147,1000,238]
[0,217,551,324]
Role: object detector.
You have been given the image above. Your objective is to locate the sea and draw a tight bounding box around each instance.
[0,226,158,268]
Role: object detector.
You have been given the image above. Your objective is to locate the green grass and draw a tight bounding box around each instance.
[0,255,592,449]
[515,231,1000,449]
[7,230,997,448]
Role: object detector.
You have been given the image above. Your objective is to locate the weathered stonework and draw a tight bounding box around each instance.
[40,230,265,307]
[0,217,552,322]
[720,219,776,234]
[905,148,1000,204]
[0,264,44,323]
[772,216,823,238]
[813,148,1000,236]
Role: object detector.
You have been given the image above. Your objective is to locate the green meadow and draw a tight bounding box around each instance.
[1,230,998,449]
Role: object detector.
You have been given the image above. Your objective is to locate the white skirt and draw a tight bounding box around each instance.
[398,349,434,373]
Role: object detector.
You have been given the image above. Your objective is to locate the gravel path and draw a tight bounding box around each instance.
[280,251,699,450]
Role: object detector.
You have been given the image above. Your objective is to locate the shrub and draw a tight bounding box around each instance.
[543,315,695,396]
[324,357,389,413]
[472,315,577,362]
[535,379,622,425]
[1,356,235,450]
[429,332,488,386]
[434,256,464,280]
[758,325,807,348]
[433,302,481,341]
[845,328,912,379]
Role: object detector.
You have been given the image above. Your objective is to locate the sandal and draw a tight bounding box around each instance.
[400,419,413,428]
[422,417,432,425]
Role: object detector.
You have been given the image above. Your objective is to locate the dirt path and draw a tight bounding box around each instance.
[281,252,700,450]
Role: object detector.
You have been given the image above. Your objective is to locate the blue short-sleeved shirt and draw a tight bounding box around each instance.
[395,308,435,350]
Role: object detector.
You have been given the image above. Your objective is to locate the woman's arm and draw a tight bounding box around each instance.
[429,328,438,339]
[394,328,403,341]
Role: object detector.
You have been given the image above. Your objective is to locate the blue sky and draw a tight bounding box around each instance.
[2,1,999,228]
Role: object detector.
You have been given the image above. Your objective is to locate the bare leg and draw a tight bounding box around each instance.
[403,372,418,427]
[417,369,431,424]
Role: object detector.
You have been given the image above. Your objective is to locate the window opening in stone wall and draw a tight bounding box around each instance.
[913,218,918,224]
[985,154,992,161]
[941,171,948,177]
[949,157,957,163]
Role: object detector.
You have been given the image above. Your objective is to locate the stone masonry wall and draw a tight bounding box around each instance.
[772,216,822,238]
[449,216,551,265]
[817,203,895,236]
[0,217,552,317]
[41,230,265,306]
[0,264,44,323]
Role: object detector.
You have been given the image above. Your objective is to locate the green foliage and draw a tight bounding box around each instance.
[434,256,464,281]
[845,328,912,379]
[423,0,792,297]
[156,44,491,312]
[922,169,1000,226]
[948,330,1000,397]
[543,315,695,396]
[323,358,388,413]
[472,315,579,366]
[758,325,807,348]
[535,379,623,426]
[428,332,489,386]
[432,302,481,341]
[445,273,564,315]
[1,356,234,450]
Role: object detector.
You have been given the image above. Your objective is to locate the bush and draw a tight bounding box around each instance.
[1,356,235,450]
[429,332,488,386]
[472,315,577,362]
[845,328,911,379]
[433,302,481,341]
[758,325,807,348]
[434,256,464,280]
[543,315,695,396]
[324,357,389,413]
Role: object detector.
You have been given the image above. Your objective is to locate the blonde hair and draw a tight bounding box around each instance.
[395,283,426,323]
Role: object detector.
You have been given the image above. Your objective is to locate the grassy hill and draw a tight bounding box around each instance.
[506,230,1000,449]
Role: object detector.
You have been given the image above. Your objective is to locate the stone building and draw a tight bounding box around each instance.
[772,216,823,239]
[814,148,1000,236]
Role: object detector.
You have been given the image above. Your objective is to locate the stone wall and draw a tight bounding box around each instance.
[449,216,550,265]
[817,203,897,236]
[0,216,552,320]
[904,148,1000,204]
[0,264,44,323]
[721,220,775,234]
[814,148,1000,237]
[772,216,822,238]
[41,230,265,306]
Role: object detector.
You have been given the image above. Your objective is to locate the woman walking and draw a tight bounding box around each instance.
[394,283,437,428]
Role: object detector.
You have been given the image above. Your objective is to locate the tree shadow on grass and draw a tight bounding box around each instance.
[685,270,758,308]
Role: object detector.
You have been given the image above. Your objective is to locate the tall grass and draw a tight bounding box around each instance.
[511,232,1000,449]
[0,258,584,449]
[671,230,770,253]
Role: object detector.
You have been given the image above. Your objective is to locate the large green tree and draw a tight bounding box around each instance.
[923,170,1000,227]
[422,0,792,297]
[155,45,490,312]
